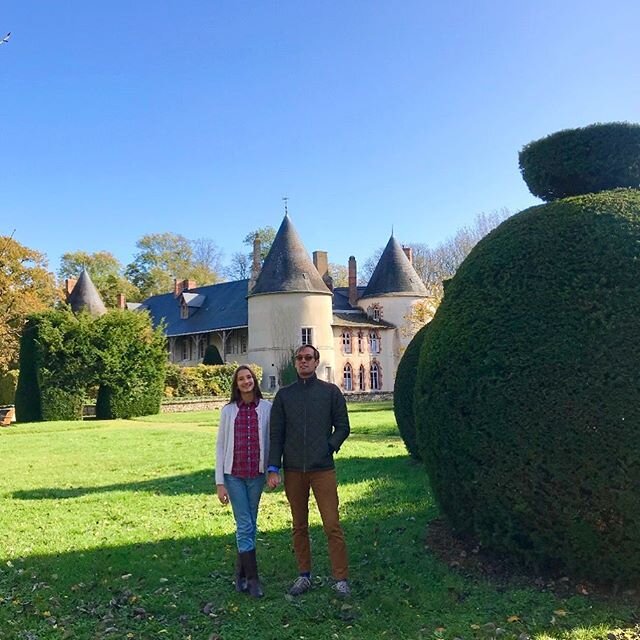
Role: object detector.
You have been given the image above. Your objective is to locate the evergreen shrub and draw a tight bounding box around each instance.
[94,311,167,419]
[415,189,640,581]
[202,344,224,365]
[0,370,18,405]
[163,363,263,399]
[519,122,640,201]
[15,318,43,422]
[393,323,429,460]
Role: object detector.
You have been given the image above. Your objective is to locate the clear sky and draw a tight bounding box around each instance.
[1,1,639,277]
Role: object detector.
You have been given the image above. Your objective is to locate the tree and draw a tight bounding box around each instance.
[0,235,60,375]
[58,250,141,306]
[328,263,348,287]
[226,226,277,280]
[125,233,223,298]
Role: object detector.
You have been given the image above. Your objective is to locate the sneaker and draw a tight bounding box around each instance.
[288,575,312,596]
[332,580,351,597]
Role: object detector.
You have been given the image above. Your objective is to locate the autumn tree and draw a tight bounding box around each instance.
[125,233,223,298]
[58,250,141,307]
[328,263,348,287]
[226,226,277,280]
[0,235,61,375]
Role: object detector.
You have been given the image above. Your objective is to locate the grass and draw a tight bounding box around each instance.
[0,401,637,639]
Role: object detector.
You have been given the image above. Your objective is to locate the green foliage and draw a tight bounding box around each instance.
[519,122,640,201]
[14,317,43,422]
[94,311,167,419]
[415,189,640,582]
[393,324,429,460]
[0,369,18,405]
[201,344,223,365]
[163,363,263,398]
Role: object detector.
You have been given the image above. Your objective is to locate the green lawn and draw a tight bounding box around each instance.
[0,402,636,639]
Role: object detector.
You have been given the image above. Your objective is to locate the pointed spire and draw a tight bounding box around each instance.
[67,269,108,315]
[360,235,428,299]
[249,215,331,296]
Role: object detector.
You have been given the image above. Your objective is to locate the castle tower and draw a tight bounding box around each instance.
[247,215,335,389]
[359,234,429,373]
[67,269,107,316]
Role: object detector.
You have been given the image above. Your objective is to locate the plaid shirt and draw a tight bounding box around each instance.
[231,400,260,478]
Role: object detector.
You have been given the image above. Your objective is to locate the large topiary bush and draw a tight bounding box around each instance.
[519,122,640,202]
[393,323,429,460]
[202,344,224,365]
[94,311,167,419]
[415,187,640,582]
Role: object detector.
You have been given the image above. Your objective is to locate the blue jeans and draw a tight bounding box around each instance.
[224,473,265,553]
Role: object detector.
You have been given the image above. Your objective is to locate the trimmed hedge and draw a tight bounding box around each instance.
[202,344,224,365]
[415,189,640,582]
[164,363,263,399]
[393,323,429,460]
[94,311,167,419]
[14,318,43,422]
[519,122,640,202]
[0,369,18,405]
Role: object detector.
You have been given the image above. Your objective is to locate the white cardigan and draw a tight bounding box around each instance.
[215,399,272,485]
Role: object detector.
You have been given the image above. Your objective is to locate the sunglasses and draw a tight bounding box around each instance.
[295,354,316,362]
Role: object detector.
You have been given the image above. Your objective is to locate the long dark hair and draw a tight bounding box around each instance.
[229,365,263,404]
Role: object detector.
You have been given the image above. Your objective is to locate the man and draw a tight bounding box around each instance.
[267,344,351,597]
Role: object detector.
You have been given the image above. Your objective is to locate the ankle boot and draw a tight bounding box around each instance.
[235,552,247,593]
[240,549,264,598]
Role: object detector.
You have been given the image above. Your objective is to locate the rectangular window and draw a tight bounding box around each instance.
[301,327,313,345]
[369,332,380,354]
[342,331,352,354]
[240,334,247,353]
[269,375,277,390]
[198,339,206,359]
[181,339,190,361]
[358,332,364,353]
[325,366,332,383]
[372,307,380,321]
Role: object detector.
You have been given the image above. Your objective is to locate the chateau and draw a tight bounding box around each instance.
[139,215,431,393]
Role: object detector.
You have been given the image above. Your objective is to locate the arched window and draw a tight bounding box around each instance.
[357,331,364,353]
[359,365,366,391]
[342,331,352,354]
[370,362,380,390]
[369,331,381,354]
[343,364,353,391]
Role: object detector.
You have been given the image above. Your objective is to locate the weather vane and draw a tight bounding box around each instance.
[282,196,289,216]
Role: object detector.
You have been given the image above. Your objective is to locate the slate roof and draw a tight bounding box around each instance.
[360,235,428,299]
[68,269,107,316]
[331,286,367,311]
[250,215,331,296]
[332,311,396,329]
[139,279,250,337]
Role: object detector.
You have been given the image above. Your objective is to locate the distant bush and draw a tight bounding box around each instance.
[519,122,640,201]
[393,324,429,460]
[0,370,19,405]
[164,363,263,399]
[202,344,224,365]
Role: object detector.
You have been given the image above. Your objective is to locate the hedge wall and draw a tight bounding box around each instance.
[393,323,429,460]
[415,189,640,582]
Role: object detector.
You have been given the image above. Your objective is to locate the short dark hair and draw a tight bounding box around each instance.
[229,365,263,404]
[295,344,320,360]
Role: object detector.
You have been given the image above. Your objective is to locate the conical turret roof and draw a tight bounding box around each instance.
[360,235,428,299]
[250,215,331,296]
[68,269,108,315]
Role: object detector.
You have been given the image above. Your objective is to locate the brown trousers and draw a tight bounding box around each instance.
[284,468,349,580]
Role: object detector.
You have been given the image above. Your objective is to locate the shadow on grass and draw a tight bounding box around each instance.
[10,454,420,501]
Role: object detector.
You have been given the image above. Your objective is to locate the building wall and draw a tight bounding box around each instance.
[248,291,335,389]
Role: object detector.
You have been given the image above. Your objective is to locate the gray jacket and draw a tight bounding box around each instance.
[268,374,350,472]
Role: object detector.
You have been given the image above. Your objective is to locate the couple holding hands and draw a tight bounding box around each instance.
[215,344,351,599]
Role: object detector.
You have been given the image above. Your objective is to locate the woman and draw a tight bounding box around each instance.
[215,365,271,597]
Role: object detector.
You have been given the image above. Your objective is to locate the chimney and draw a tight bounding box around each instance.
[402,245,413,264]
[64,278,77,299]
[116,293,126,310]
[174,278,182,297]
[348,256,357,307]
[249,237,261,292]
[313,251,328,279]
[313,250,333,291]
[183,279,196,292]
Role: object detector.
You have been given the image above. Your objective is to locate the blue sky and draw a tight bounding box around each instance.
[1,1,639,276]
